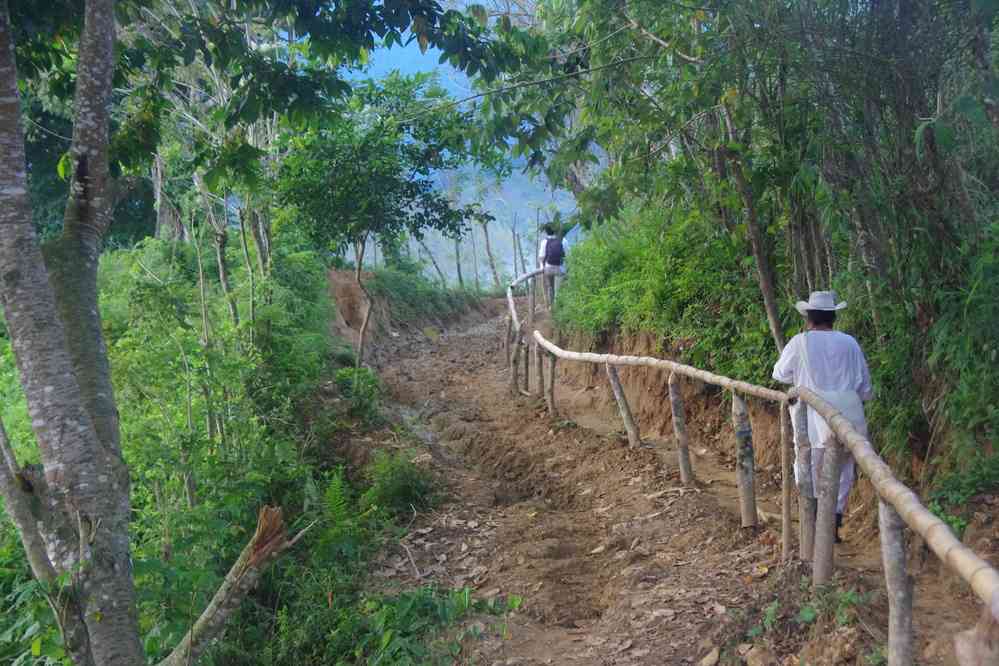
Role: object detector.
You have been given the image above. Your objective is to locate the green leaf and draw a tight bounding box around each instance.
[31,637,41,657]
[796,604,818,625]
[56,152,72,181]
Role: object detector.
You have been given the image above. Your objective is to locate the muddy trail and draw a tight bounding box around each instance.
[368,301,978,665]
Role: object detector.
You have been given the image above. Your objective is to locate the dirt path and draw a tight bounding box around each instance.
[371,305,976,665]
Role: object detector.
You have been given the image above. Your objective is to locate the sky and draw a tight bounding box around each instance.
[351,37,579,284]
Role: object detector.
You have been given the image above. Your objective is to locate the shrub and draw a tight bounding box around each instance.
[335,367,382,423]
[361,450,438,517]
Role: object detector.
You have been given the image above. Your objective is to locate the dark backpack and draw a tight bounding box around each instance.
[544,237,564,266]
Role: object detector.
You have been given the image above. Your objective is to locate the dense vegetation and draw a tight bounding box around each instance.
[4,0,999,662]
[468,1,999,508]
[0,226,506,663]
[0,0,518,663]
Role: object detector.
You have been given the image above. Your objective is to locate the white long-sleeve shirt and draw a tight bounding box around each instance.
[773,331,873,446]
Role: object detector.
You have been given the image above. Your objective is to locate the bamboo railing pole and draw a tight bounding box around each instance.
[731,392,758,528]
[795,386,999,606]
[545,352,557,417]
[879,500,914,666]
[521,322,999,610]
[780,401,794,561]
[794,403,817,560]
[533,333,787,403]
[606,364,641,448]
[668,372,694,484]
[813,438,843,587]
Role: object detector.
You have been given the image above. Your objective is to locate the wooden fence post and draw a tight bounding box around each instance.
[668,372,694,484]
[521,343,529,393]
[525,279,534,392]
[533,338,544,396]
[510,334,521,396]
[504,316,512,369]
[879,500,914,666]
[812,438,843,587]
[780,401,793,561]
[794,403,817,561]
[731,392,758,528]
[606,364,641,448]
[545,352,557,417]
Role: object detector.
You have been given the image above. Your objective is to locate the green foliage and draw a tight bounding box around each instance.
[367,267,478,327]
[556,202,784,384]
[0,528,64,665]
[361,451,439,518]
[865,645,887,666]
[335,367,382,424]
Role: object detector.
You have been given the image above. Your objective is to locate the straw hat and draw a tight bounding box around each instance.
[795,291,847,316]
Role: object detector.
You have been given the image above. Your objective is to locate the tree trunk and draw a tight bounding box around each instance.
[511,224,521,279]
[731,392,758,527]
[249,209,270,276]
[1,5,291,663]
[214,228,240,330]
[516,230,528,276]
[0,1,145,662]
[729,159,786,353]
[454,236,464,289]
[153,154,184,241]
[418,236,447,287]
[354,240,373,368]
[481,221,502,291]
[470,226,481,292]
[238,210,256,347]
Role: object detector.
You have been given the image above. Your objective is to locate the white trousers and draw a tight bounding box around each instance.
[795,446,856,514]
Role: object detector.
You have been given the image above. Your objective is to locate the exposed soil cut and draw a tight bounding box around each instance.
[342,293,994,665]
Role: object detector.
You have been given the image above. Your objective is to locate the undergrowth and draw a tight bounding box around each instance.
[709,566,885,665]
[368,263,479,326]
[556,202,999,498]
[0,228,503,664]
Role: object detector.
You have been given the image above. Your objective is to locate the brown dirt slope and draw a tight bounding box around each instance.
[361,297,990,665]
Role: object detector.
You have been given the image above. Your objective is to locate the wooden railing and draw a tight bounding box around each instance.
[504,272,999,666]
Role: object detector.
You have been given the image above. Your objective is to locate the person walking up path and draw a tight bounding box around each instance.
[772,291,873,543]
[537,224,565,308]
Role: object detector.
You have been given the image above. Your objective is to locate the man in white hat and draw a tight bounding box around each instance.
[772,291,873,542]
